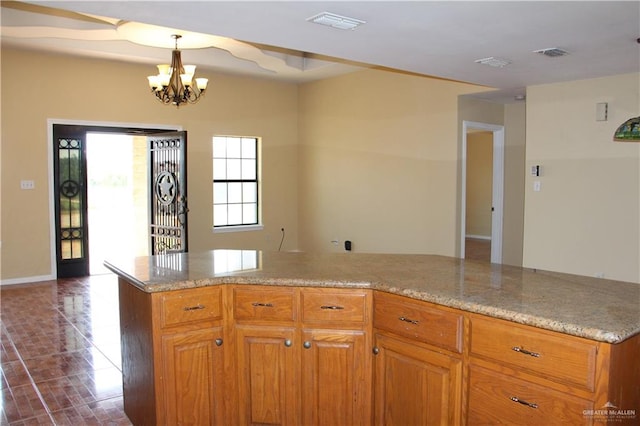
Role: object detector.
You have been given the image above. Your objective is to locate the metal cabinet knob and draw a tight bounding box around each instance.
[284,339,292,347]
[372,347,380,355]
[215,338,223,346]
[303,341,312,349]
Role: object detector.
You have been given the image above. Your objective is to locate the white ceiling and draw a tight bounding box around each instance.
[3,1,639,104]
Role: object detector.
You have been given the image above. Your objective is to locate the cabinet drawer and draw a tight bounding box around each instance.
[373,292,463,353]
[159,287,223,328]
[301,289,368,324]
[468,365,593,425]
[470,315,598,390]
[233,286,295,322]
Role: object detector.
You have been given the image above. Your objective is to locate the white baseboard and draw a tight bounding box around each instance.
[1,274,55,286]
[466,234,491,241]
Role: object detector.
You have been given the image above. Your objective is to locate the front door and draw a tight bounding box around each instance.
[53,124,179,277]
[53,125,89,278]
[149,132,188,254]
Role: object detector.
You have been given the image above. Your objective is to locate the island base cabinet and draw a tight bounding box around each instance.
[235,326,298,426]
[301,329,371,426]
[373,333,462,426]
[468,365,594,425]
[160,328,226,426]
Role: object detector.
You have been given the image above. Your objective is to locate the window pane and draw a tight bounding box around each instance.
[213,182,227,204]
[243,203,257,224]
[227,159,241,179]
[241,159,256,180]
[228,183,242,203]
[243,182,257,202]
[213,137,226,158]
[227,138,241,158]
[242,138,256,159]
[213,159,227,180]
[212,135,260,228]
[71,240,83,259]
[214,204,228,226]
[228,204,242,225]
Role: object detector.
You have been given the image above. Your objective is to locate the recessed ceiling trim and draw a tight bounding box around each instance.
[307,12,365,30]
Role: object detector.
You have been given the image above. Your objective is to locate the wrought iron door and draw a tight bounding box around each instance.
[53,125,89,277]
[149,132,188,254]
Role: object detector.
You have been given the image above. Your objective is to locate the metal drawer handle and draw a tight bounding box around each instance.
[252,302,274,308]
[183,304,205,311]
[512,346,540,358]
[510,396,538,409]
[398,316,419,325]
[320,305,344,310]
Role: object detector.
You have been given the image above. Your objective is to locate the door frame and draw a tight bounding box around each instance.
[47,119,181,278]
[460,121,505,263]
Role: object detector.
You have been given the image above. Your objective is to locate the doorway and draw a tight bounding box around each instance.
[461,121,504,263]
[86,133,149,274]
[50,123,181,278]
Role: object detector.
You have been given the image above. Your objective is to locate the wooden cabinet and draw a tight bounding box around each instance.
[300,288,372,426]
[118,278,639,426]
[160,328,226,425]
[118,280,229,426]
[468,313,640,426]
[232,286,372,426]
[235,326,298,425]
[232,286,298,425]
[372,292,463,425]
[373,333,462,425]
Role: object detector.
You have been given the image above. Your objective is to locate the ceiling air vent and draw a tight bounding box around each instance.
[307,12,365,30]
[534,47,569,57]
[474,57,512,68]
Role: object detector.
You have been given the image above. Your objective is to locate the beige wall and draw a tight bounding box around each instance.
[465,131,493,237]
[523,73,640,283]
[297,69,484,255]
[3,47,636,284]
[1,48,299,280]
[502,102,526,266]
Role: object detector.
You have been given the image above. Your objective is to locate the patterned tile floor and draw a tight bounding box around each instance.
[1,274,132,425]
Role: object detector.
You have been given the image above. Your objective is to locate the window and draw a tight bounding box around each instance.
[213,136,259,228]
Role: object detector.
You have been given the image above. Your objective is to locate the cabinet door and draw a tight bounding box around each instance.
[161,327,226,425]
[301,329,372,426]
[374,333,462,426]
[236,326,298,426]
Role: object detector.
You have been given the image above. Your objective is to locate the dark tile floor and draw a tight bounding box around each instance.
[1,274,132,425]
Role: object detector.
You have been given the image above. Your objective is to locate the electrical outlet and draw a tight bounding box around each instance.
[20,180,35,190]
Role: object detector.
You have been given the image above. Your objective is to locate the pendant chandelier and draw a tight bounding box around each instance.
[147,34,208,107]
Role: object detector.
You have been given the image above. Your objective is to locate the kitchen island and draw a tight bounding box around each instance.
[106,250,640,425]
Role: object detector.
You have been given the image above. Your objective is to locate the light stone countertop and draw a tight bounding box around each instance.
[104,250,640,344]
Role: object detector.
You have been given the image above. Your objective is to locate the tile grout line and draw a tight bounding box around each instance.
[1,319,58,425]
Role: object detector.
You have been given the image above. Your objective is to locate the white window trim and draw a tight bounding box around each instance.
[213,224,264,234]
